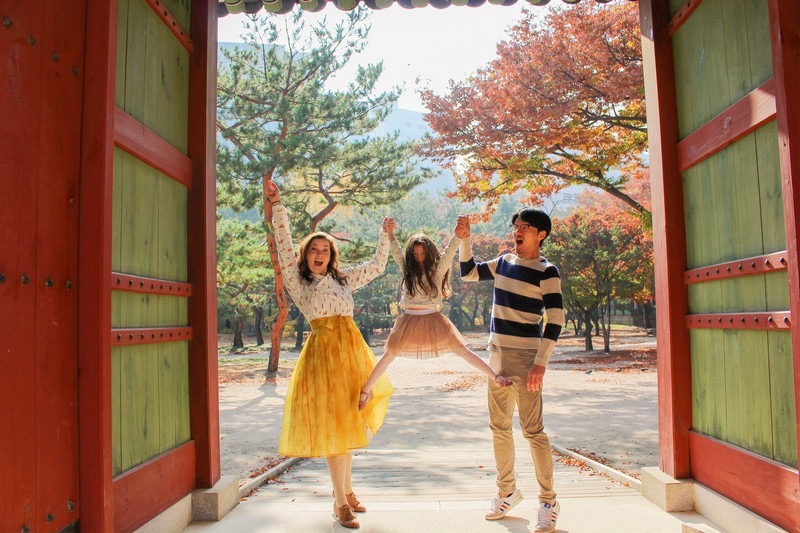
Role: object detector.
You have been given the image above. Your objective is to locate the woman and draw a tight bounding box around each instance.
[359,228,511,410]
[266,180,394,530]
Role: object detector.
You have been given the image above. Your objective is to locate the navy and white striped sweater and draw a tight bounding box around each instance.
[459,239,564,366]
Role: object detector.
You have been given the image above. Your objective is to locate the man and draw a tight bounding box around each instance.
[455,208,564,533]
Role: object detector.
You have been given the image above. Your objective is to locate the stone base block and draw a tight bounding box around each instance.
[641,466,694,512]
[192,475,240,522]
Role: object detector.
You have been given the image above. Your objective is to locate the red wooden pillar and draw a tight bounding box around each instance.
[78,0,118,530]
[767,0,800,474]
[639,0,692,479]
[188,0,221,488]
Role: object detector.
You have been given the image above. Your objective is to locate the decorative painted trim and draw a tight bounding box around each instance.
[114,107,193,188]
[111,327,193,346]
[144,0,194,54]
[684,251,788,284]
[112,272,193,296]
[668,0,703,36]
[113,442,196,532]
[685,311,791,330]
[677,78,776,172]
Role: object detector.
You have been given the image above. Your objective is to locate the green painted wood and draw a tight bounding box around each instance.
[768,331,798,467]
[158,176,189,282]
[112,347,123,476]
[158,341,191,450]
[119,153,159,278]
[118,344,160,472]
[115,0,129,107]
[755,122,786,254]
[160,0,192,33]
[674,0,796,468]
[143,0,190,153]
[121,0,148,122]
[724,330,773,457]
[691,329,727,438]
[111,0,193,476]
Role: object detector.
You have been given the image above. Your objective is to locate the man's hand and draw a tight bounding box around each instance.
[455,215,471,239]
[527,364,546,392]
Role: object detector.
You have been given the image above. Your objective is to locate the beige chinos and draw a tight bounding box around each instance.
[488,345,556,504]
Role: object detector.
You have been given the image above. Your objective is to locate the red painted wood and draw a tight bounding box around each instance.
[112,272,193,296]
[35,2,85,531]
[112,442,196,533]
[145,0,194,54]
[689,432,800,532]
[187,0,221,488]
[111,327,193,346]
[768,0,800,479]
[114,107,193,188]
[78,0,119,530]
[684,250,788,284]
[668,0,703,36]
[685,311,790,330]
[677,78,777,172]
[640,0,692,479]
[0,2,44,529]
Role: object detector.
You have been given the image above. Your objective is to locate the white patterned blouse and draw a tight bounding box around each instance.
[271,204,390,321]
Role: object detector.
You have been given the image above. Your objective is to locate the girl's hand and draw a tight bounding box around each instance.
[383,217,397,235]
[495,375,513,387]
[266,180,281,204]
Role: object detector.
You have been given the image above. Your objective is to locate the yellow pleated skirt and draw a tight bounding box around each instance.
[279,315,394,458]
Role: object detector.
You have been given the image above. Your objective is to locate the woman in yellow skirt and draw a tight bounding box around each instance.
[266,181,394,529]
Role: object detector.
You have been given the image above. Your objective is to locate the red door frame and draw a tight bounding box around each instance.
[78,0,219,530]
[642,0,800,529]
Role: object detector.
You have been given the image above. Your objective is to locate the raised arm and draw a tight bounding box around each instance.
[345,217,394,291]
[456,215,496,282]
[266,181,302,299]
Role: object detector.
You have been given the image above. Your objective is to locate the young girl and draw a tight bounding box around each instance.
[266,181,394,530]
[359,222,511,410]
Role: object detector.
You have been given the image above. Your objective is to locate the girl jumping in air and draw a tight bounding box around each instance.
[359,221,511,410]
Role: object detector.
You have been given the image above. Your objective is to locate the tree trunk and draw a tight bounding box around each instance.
[253,306,264,346]
[295,314,305,350]
[232,317,244,352]
[583,311,594,351]
[264,203,289,374]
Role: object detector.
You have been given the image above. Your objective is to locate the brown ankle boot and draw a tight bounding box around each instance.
[346,492,366,513]
[333,503,360,529]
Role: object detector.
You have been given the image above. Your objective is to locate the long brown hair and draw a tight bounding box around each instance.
[297,233,347,286]
[402,234,450,299]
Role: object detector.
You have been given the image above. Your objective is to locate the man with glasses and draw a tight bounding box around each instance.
[455,208,564,533]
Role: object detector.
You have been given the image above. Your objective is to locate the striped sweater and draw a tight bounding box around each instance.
[459,238,564,367]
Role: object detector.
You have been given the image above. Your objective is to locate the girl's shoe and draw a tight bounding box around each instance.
[346,492,366,513]
[358,390,373,410]
[333,503,360,529]
[332,491,366,513]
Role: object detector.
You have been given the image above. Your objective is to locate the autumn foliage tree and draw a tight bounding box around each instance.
[547,189,654,352]
[419,2,647,218]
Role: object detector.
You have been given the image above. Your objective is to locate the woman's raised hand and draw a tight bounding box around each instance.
[266,180,281,204]
[383,217,397,236]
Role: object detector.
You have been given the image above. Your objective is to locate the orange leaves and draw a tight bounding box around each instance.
[419,2,647,217]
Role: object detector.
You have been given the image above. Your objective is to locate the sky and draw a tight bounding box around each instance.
[216,3,544,112]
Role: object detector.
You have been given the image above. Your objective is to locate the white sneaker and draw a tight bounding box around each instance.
[534,500,560,532]
[484,489,524,520]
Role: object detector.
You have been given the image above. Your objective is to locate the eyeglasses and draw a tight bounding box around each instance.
[509,223,533,232]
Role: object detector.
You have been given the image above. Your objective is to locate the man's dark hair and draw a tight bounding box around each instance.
[511,208,552,243]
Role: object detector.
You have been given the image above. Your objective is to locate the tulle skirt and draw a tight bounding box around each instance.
[279,315,394,458]
[383,311,470,360]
